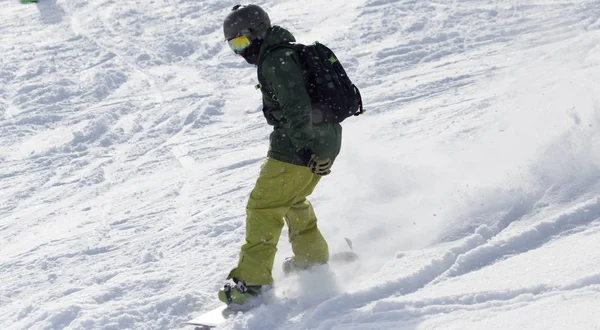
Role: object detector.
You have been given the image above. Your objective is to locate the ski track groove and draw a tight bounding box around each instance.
[326,277,600,330]
[291,196,600,328]
[2,0,600,329]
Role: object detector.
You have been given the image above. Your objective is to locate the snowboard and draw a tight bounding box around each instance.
[186,250,359,329]
[186,305,238,330]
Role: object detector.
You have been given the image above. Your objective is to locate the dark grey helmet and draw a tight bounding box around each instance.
[223,4,271,41]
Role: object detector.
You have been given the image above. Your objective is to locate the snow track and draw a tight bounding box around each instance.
[2,0,600,329]
[260,196,600,330]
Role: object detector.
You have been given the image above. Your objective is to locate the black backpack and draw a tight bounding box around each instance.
[258,42,363,123]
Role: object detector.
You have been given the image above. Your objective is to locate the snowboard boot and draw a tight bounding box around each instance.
[218,278,263,310]
[282,257,327,276]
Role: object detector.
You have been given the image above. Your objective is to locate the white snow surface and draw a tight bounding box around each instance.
[2,0,600,329]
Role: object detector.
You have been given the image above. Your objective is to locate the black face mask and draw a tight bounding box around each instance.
[238,38,264,65]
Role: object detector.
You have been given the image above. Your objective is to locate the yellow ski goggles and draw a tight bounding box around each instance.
[228,35,252,53]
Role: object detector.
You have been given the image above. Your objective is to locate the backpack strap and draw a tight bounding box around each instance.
[353,84,365,116]
[256,43,297,101]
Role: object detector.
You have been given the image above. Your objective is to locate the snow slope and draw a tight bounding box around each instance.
[1,0,600,329]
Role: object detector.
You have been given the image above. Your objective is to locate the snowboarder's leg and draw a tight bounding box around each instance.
[284,175,329,267]
[226,158,315,286]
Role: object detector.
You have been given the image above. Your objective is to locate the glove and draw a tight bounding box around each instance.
[307,154,332,176]
[297,148,332,176]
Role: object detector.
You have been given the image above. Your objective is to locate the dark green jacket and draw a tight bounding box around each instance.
[257,26,342,166]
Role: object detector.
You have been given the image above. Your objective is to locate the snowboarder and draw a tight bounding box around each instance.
[218,4,343,308]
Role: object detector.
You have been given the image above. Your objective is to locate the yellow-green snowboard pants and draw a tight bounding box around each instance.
[227,158,329,285]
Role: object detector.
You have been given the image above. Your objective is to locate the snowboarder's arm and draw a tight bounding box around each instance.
[261,49,314,151]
